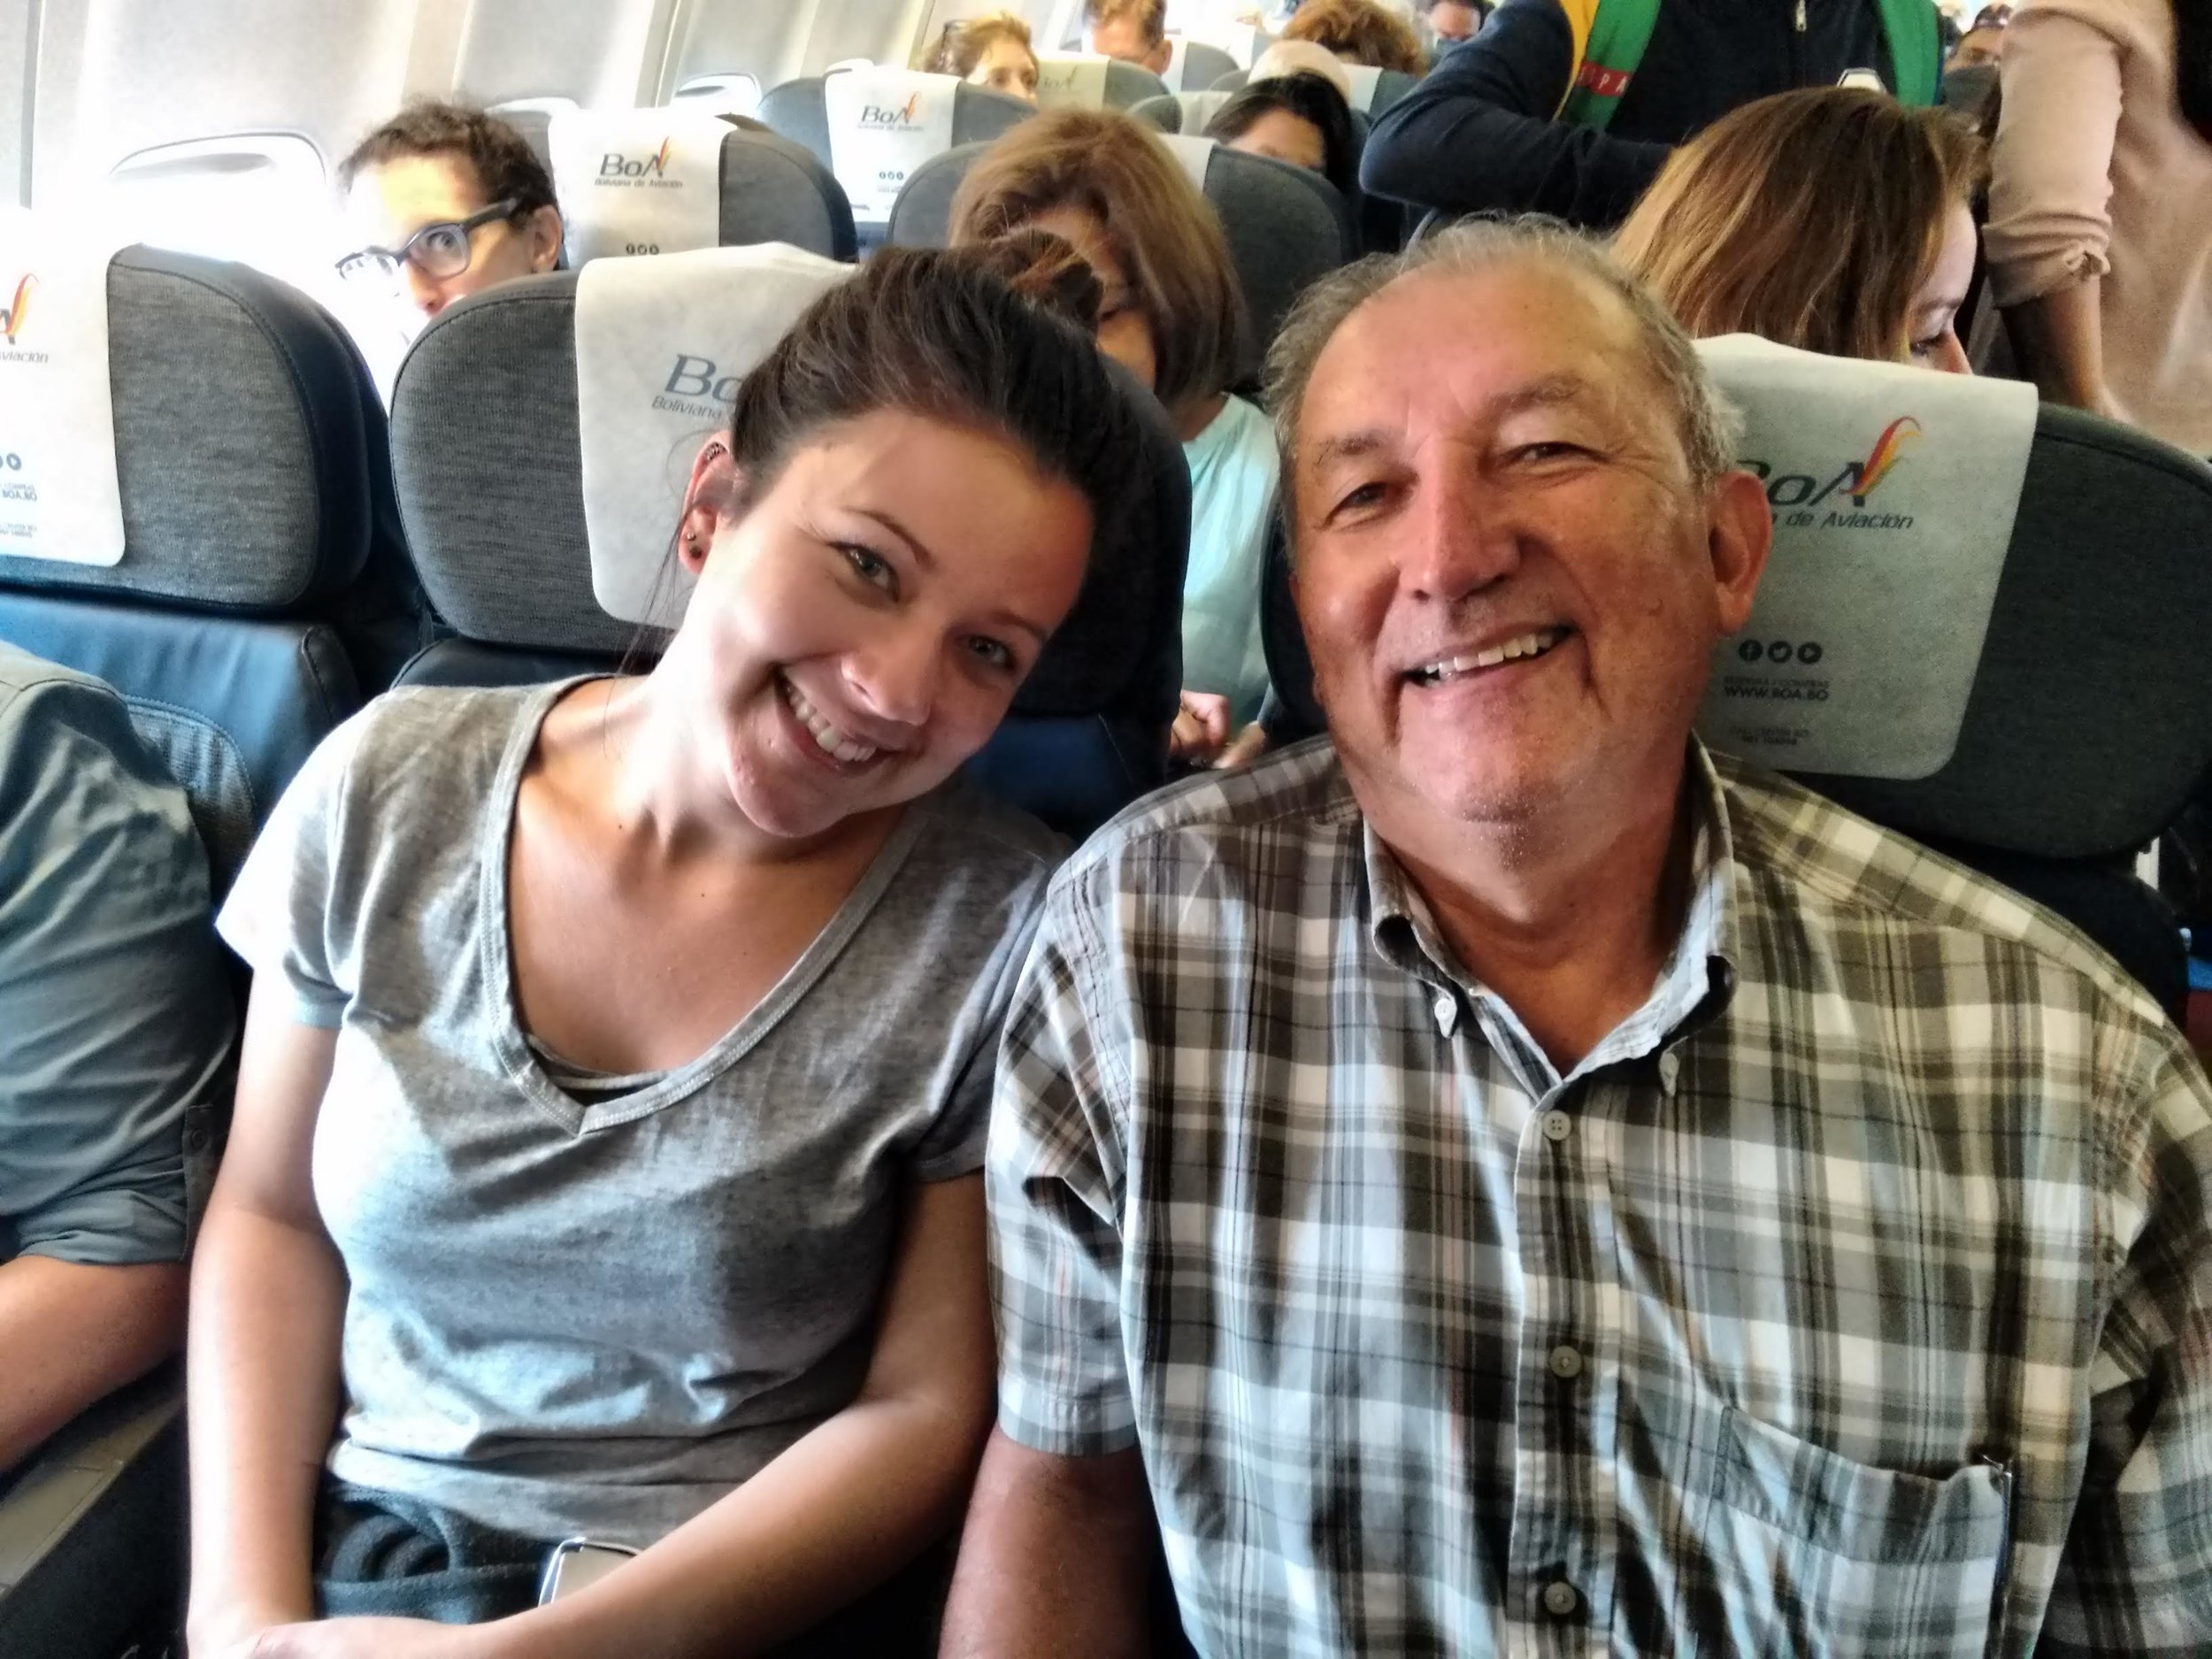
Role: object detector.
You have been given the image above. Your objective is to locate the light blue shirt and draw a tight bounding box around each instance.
[0,643,230,1268]
[1180,394,1279,726]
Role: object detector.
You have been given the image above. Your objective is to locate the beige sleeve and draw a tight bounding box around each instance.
[1984,3,2127,307]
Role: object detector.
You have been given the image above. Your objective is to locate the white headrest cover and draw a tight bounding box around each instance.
[548,108,730,266]
[1694,334,2037,780]
[1158,134,1217,194]
[573,244,854,626]
[1340,62,1385,111]
[822,68,961,223]
[0,215,125,566]
[1035,53,1116,108]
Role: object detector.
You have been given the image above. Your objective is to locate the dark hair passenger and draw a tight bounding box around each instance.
[336,100,564,326]
[1204,72,1360,202]
[186,246,1150,1655]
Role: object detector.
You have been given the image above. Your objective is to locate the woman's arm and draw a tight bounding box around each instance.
[1985,4,2126,413]
[185,987,347,1655]
[498,1171,996,1659]
[2005,276,2124,419]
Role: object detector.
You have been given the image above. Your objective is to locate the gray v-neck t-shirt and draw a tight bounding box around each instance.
[218,681,1064,1545]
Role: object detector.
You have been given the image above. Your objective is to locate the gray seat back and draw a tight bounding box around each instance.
[387,266,1190,837]
[505,109,857,263]
[1168,37,1243,90]
[888,133,1357,382]
[756,74,1033,239]
[1129,90,1239,134]
[0,247,398,890]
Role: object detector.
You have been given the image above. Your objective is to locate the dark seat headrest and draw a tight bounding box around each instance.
[504,110,857,264]
[0,246,388,615]
[756,73,1033,232]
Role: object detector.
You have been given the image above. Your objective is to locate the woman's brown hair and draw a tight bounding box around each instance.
[1282,0,1428,75]
[948,109,1247,427]
[1613,88,1987,364]
[920,12,1035,77]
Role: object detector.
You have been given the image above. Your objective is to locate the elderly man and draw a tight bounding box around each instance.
[943,221,2212,1655]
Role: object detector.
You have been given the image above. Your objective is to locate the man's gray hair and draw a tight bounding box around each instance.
[1263,217,1742,495]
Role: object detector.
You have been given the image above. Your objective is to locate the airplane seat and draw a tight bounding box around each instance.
[1211,63,1420,117]
[0,1367,186,1659]
[0,244,416,895]
[505,108,858,264]
[1129,90,1239,134]
[1033,52,1171,110]
[384,256,1187,837]
[1255,353,2212,1017]
[1165,36,1242,92]
[756,71,1032,245]
[888,134,1358,386]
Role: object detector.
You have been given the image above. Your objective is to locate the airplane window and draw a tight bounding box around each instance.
[100,134,334,299]
[673,73,764,116]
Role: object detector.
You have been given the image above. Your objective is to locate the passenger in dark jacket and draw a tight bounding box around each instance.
[1363,0,1940,227]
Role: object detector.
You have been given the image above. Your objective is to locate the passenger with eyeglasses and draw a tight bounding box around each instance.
[336,101,563,326]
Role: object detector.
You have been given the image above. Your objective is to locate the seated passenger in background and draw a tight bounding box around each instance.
[1084,0,1172,77]
[336,101,563,329]
[1363,0,1944,229]
[1614,88,1983,373]
[920,12,1041,104]
[945,219,2212,1656]
[951,111,1275,768]
[1949,3,2010,67]
[1281,0,1430,73]
[0,644,233,1473]
[1416,0,1489,52]
[1204,71,1359,200]
[185,247,1151,1657]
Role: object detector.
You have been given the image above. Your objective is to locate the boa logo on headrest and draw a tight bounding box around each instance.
[1851,416,1921,504]
[858,95,925,131]
[1743,413,1926,530]
[600,138,676,180]
[1,274,33,344]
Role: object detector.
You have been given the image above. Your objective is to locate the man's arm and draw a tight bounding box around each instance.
[1360,0,1671,228]
[2038,1044,2212,1654]
[0,1256,183,1471]
[0,667,234,1471]
[940,1432,1153,1658]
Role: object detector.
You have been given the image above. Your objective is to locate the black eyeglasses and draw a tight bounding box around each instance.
[336,197,522,287]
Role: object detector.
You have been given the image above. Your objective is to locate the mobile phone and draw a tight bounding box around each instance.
[538,1537,639,1604]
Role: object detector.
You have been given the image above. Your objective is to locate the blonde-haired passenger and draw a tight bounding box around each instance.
[1614,87,1985,373]
[1282,0,1429,75]
[920,12,1041,103]
[951,111,1273,765]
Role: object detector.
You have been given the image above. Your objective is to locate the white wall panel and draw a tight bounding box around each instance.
[451,0,677,110]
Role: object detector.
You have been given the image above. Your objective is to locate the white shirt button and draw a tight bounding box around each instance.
[1657,1050,1681,1092]
[1432,993,1457,1036]
[1548,1343,1584,1380]
[1541,1109,1572,1142]
[1542,1579,1579,1617]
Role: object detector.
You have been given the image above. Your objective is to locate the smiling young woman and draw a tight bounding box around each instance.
[184,245,1149,1659]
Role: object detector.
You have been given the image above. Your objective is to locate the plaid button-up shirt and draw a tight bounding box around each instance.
[988,739,2212,1657]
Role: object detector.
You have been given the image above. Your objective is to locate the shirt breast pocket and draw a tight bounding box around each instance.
[1689,1404,2009,1659]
